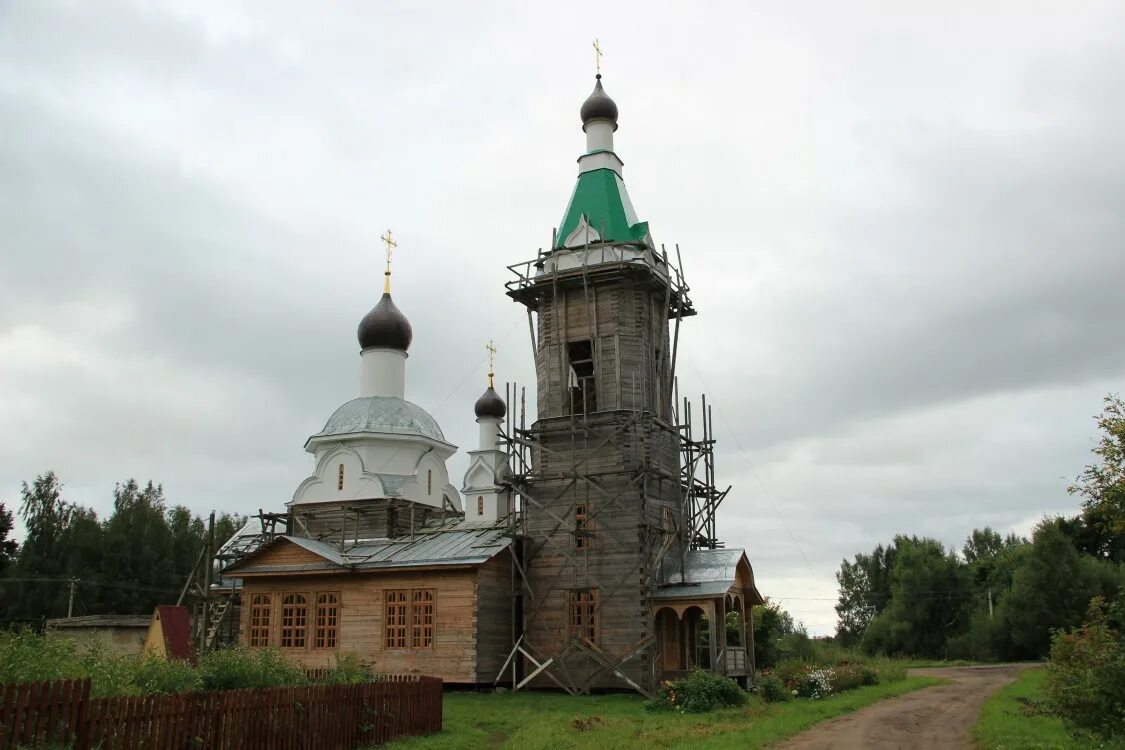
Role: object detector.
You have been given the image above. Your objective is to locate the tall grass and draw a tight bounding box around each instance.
[0,629,378,696]
[764,636,909,686]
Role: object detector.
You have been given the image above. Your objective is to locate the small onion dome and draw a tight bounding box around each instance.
[580,74,618,131]
[474,386,507,419]
[357,292,413,351]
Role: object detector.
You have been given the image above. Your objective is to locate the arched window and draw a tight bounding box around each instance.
[337,464,344,491]
[412,589,435,648]
[478,496,484,516]
[249,594,271,647]
[427,469,432,495]
[568,589,598,643]
[280,593,308,648]
[385,590,408,649]
[315,593,339,649]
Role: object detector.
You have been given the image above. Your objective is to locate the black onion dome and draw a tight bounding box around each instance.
[580,74,618,131]
[357,293,413,351]
[474,386,507,419]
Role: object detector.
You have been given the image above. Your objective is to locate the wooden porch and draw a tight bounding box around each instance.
[653,592,754,683]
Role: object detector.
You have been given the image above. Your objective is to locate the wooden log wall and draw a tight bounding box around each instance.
[237,568,479,684]
[517,262,691,693]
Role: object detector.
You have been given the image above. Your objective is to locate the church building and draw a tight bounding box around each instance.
[223,70,762,695]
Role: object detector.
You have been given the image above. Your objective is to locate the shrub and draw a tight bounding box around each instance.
[1044,596,1125,741]
[646,669,747,713]
[771,660,809,689]
[197,647,307,691]
[77,644,139,697]
[0,630,78,684]
[133,656,203,694]
[313,653,379,685]
[754,672,791,703]
[792,667,834,699]
[830,662,868,693]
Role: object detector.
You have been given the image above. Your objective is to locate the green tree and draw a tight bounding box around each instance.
[1069,394,1125,562]
[863,536,971,658]
[97,480,178,614]
[1001,518,1124,658]
[0,501,17,574]
[752,600,801,669]
[834,542,897,646]
[6,472,102,620]
[945,529,1029,660]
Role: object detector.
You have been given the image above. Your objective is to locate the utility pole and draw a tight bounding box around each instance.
[987,588,994,620]
[201,511,215,650]
[67,578,76,619]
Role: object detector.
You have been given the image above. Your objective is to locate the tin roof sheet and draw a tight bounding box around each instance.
[223,518,510,575]
[653,548,748,600]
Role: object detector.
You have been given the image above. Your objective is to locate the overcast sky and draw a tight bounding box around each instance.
[2,1,1123,634]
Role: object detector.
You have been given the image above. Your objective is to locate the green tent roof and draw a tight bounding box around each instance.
[555,168,650,249]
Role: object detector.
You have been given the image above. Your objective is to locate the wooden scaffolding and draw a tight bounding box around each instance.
[495,240,732,695]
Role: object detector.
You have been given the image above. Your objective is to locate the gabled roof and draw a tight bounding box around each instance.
[654,548,764,603]
[153,605,194,663]
[222,518,511,576]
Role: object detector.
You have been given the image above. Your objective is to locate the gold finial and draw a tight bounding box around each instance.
[592,39,603,76]
[486,339,497,388]
[379,229,398,293]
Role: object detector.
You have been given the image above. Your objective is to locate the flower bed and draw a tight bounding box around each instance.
[756,660,882,702]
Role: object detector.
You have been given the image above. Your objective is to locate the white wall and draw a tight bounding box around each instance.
[360,348,407,398]
[292,435,457,508]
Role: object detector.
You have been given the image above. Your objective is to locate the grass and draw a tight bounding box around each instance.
[385,676,942,750]
[972,667,1121,750]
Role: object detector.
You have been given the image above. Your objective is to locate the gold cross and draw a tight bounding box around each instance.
[593,39,603,76]
[486,339,497,387]
[380,229,398,293]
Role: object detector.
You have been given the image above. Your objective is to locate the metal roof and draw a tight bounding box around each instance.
[46,615,150,629]
[223,518,511,576]
[342,519,510,569]
[654,548,749,600]
[313,396,446,442]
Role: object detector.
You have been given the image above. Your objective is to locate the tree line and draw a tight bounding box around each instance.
[0,472,242,624]
[834,394,1125,660]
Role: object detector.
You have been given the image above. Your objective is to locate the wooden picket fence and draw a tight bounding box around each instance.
[0,674,442,749]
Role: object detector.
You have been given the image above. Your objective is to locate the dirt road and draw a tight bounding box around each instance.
[775,664,1037,749]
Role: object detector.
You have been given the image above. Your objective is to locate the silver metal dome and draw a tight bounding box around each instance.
[314,396,445,442]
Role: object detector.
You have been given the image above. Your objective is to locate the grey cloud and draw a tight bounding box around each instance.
[2,0,1123,634]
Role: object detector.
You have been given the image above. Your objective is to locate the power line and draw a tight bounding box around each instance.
[685,355,818,581]
[0,576,183,596]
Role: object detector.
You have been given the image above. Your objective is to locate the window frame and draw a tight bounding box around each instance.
[384,588,435,650]
[280,593,308,649]
[337,463,345,491]
[384,589,409,649]
[478,496,485,516]
[248,593,272,647]
[314,592,340,649]
[412,589,435,649]
[568,589,598,644]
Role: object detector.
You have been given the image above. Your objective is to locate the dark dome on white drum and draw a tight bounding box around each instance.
[580,74,619,131]
[473,386,507,419]
[357,293,413,351]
